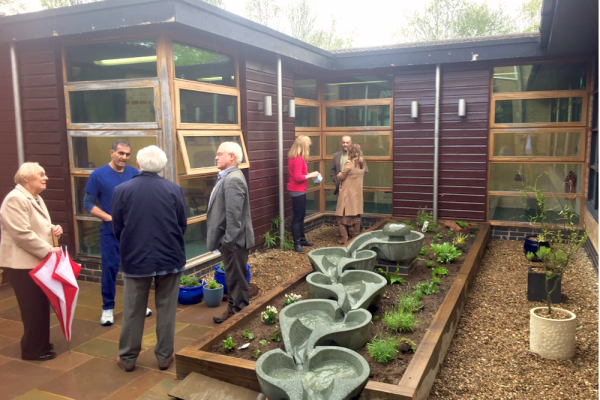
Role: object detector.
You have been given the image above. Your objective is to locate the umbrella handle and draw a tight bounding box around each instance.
[53,234,59,247]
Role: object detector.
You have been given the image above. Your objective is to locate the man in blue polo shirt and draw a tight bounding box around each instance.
[84,140,151,326]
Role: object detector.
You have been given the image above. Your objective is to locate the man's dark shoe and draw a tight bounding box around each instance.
[213,309,235,324]
[158,354,174,371]
[294,243,304,253]
[117,356,135,372]
[300,239,314,247]
[38,351,56,361]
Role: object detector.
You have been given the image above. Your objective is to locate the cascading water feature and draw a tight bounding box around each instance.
[255,223,425,400]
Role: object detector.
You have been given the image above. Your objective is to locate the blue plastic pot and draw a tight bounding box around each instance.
[203,284,224,307]
[524,235,550,261]
[214,264,251,294]
[178,282,204,305]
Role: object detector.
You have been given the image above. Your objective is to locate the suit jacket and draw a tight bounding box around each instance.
[330,151,368,195]
[0,185,54,270]
[206,166,255,252]
[336,161,366,216]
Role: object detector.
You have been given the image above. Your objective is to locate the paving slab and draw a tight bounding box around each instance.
[0,360,63,399]
[168,372,263,400]
[104,370,176,400]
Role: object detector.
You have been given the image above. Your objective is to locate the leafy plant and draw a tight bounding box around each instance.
[372,315,380,321]
[432,266,449,277]
[455,220,468,228]
[271,328,282,342]
[180,275,201,287]
[419,246,429,256]
[432,233,444,242]
[223,337,236,350]
[398,337,417,353]
[217,263,225,271]
[416,207,433,230]
[416,281,439,295]
[366,336,398,364]
[243,329,255,341]
[402,220,415,230]
[446,228,454,237]
[413,288,424,301]
[261,306,278,325]
[253,349,261,359]
[262,216,294,250]
[430,276,441,285]
[284,293,302,306]
[259,339,268,347]
[453,233,469,247]
[398,292,422,313]
[430,242,462,264]
[205,279,221,290]
[377,268,406,285]
[426,261,436,268]
[383,309,418,332]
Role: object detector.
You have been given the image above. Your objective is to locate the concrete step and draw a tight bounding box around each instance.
[168,372,265,400]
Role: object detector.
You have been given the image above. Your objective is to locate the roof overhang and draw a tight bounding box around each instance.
[540,0,598,56]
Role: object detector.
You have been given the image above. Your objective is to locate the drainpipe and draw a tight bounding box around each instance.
[10,43,24,166]
[277,57,284,248]
[433,64,441,224]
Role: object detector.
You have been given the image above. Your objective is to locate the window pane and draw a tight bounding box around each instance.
[77,219,101,256]
[72,136,157,170]
[323,161,392,189]
[494,98,582,124]
[184,220,209,260]
[489,195,580,223]
[326,105,390,127]
[493,131,581,157]
[70,88,156,124]
[180,175,217,218]
[179,90,238,124]
[325,189,337,212]
[489,163,583,193]
[325,134,390,157]
[325,189,392,214]
[306,162,320,190]
[306,190,320,216]
[294,77,318,100]
[173,43,236,87]
[325,75,393,101]
[324,160,335,187]
[182,135,245,169]
[307,135,320,158]
[74,177,91,215]
[295,106,320,127]
[66,40,156,82]
[493,63,587,93]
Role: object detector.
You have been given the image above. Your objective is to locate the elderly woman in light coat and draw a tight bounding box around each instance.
[335,144,367,243]
[0,162,62,361]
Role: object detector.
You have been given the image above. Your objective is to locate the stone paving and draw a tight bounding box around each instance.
[0,279,227,400]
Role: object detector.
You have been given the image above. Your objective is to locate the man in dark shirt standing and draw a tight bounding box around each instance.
[111,145,187,372]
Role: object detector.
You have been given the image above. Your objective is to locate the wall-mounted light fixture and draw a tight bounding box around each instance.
[288,99,295,118]
[258,95,272,116]
[458,99,466,117]
[411,101,418,118]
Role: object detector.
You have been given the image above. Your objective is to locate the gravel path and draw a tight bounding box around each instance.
[429,239,598,399]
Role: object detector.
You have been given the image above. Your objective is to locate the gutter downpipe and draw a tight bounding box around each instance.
[433,64,441,225]
[10,43,25,166]
[277,57,284,248]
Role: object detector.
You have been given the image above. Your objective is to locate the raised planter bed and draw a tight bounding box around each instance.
[176,223,491,400]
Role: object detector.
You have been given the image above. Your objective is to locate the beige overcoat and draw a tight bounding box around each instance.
[0,185,54,270]
[335,160,366,217]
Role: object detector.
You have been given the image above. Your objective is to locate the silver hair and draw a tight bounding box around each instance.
[219,141,243,164]
[136,145,168,172]
[112,139,132,151]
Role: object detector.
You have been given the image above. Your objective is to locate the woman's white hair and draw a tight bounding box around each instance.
[220,141,243,164]
[14,162,44,185]
[137,145,168,173]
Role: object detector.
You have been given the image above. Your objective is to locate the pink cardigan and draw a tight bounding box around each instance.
[287,157,308,192]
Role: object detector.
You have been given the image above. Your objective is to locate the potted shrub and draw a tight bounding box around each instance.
[213,263,252,294]
[203,278,224,308]
[524,186,588,360]
[178,275,204,305]
[521,183,550,260]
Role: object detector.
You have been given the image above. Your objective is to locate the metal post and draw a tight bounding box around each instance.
[277,57,284,248]
[433,64,441,224]
[10,43,24,166]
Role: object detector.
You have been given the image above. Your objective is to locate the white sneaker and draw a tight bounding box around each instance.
[146,308,152,317]
[100,309,114,326]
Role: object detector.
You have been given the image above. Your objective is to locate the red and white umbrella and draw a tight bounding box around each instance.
[29,248,81,342]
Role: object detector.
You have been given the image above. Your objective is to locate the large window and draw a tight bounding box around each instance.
[489,61,590,224]
[587,64,598,220]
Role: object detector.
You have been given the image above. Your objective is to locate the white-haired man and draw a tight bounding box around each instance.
[207,141,255,324]
[111,145,187,372]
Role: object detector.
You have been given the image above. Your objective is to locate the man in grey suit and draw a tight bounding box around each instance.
[207,142,255,324]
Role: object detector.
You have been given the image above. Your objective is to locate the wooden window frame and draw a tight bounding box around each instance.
[295,131,322,162]
[322,131,393,161]
[489,127,586,162]
[294,98,321,133]
[322,98,393,131]
[177,130,249,176]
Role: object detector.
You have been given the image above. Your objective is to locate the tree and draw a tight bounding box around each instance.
[394,0,517,43]
[202,0,225,9]
[245,0,282,30]
[518,0,542,32]
[0,0,27,16]
[40,0,101,9]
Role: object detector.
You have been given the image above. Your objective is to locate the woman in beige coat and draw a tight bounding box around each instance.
[0,162,62,361]
[335,144,367,243]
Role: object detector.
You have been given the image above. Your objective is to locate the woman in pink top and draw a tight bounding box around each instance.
[287,136,320,253]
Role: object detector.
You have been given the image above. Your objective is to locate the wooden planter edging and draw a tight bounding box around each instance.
[176,222,491,400]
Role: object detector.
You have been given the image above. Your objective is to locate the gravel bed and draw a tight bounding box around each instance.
[429,239,598,400]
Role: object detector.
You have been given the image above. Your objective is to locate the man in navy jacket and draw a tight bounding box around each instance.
[111,145,187,372]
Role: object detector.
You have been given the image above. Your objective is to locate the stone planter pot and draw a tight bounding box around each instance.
[203,284,224,308]
[527,267,561,303]
[530,306,576,360]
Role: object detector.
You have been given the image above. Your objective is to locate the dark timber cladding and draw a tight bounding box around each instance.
[244,59,294,244]
[0,44,19,200]
[18,41,74,248]
[393,64,489,221]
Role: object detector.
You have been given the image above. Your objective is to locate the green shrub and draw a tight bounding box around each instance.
[398,293,422,314]
[383,309,418,332]
[430,276,441,285]
[426,261,436,268]
[432,266,448,277]
[413,288,424,301]
[180,275,200,287]
[430,242,462,264]
[271,328,282,342]
[401,220,415,230]
[223,337,236,350]
[377,268,406,285]
[366,336,398,364]
[432,233,443,242]
[243,329,255,341]
[261,306,278,325]
[259,339,267,347]
[416,281,439,295]
[419,246,428,256]
[253,349,261,359]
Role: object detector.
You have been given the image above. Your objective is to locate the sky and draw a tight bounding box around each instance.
[14,0,536,48]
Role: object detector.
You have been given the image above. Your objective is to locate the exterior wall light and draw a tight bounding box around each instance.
[258,95,273,116]
[289,99,295,118]
[458,99,466,117]
[411,101,418,118]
